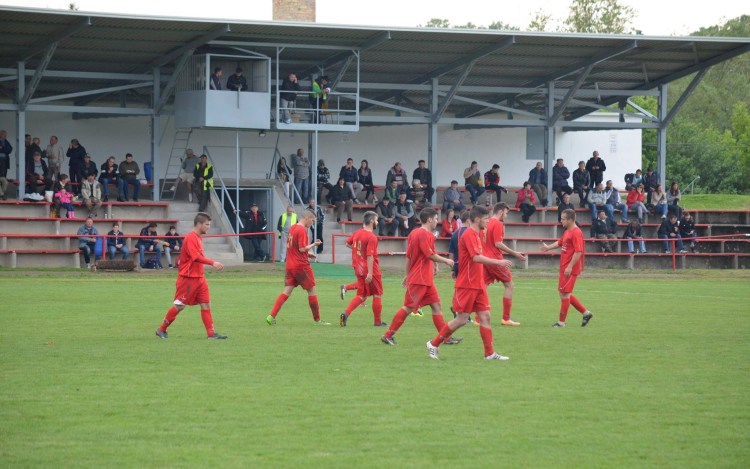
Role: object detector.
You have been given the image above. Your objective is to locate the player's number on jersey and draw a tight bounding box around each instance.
[287,234,293,249]
[356,241,362,257]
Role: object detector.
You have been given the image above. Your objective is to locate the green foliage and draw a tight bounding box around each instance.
[68,2,78,10]
[562,0,637,33]
[417,18,451,28]
[417,18,520,30]
[528,9,554,32]
[488,20,520,31]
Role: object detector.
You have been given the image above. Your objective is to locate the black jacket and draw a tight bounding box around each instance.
[25,159,49,182]
[624,223,643,238]
[100,162,119,182]
[412,167,432,187]
[679,219,695,237]
[25,143,42,165]
[237,210,267,235]
[572,169,591,189]
[591,217,617,237]
[280,77,301,101]
[66,145,86,168]
[658,219,679,237]
[375,201,396,219]
[0,138,12,159]
[643,172,659,191]
[226,74,248,91]
[557,202,575,222]
[77,160,98,182]
[553,165,571,188]
[585,157,607,184]
[358,167,373,186]
[330,184,352,203]
[317,166,330,184]
[0,156,7,178]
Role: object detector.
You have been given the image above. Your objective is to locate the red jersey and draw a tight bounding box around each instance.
[455,227,485,290]
[285,224,310,270]
[405,228,436,286]
[483,217,505,260]
[178,230,207,278]
[559,226,585,275]
[347,229,380,277]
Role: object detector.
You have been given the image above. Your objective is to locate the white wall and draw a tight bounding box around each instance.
[0,111,640,190]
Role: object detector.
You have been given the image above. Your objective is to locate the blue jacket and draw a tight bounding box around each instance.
[448,226,469,275]
[210,74,221,90]
[552,165,570,188]
[339,165,358,184]
[528,167,547,187]
[77,225,99,248]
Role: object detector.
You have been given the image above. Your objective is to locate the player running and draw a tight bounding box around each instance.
[427,206,513,360]
[483,202,526,326]
[155,213,227,339]
[381,208,457,346]
[341,211,387,327]
[540,208,594,327]
[267,210,330,325]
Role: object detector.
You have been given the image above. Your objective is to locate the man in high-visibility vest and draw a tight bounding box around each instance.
[193,154,213,212]
[277,205,298,262]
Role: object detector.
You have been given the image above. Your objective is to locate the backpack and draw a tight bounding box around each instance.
[144,258,162,269]
[624,173,634,184]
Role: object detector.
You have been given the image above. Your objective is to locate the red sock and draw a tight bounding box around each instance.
[159,306,180,331]
[432,313,445,332]
[345,282,357,291]
[559,298,570,323]
[502,297,512,321]
[385,308,409,338]
[308,295,320,321]
[431,324,454,347]
[200,309,215,336]
[479,326,494,356]
[372,297,382,325]
[271,293,289,318]
[570,295,586,314]
[345,296,362,316]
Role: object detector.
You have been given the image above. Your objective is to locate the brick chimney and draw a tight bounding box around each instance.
[273,0,316,22]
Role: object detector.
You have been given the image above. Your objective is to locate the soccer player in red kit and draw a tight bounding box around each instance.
[381,208,456,346]
[340,211,387,327]
[427,206,513,360]
[155,213,227,339]
[541,208,594,327]
[484,202,526,326]
[267,210,330,325]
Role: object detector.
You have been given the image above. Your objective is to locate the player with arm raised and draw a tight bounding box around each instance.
[541,208,594,327]
[381,208,457,346]
[484,202,527,326]
[341,211,387,327]
[267,210,330,325]
[155,212,226,339]
[427,206,512,360]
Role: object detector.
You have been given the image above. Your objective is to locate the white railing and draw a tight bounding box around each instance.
[203,146,242,247]
[275,90,359,126]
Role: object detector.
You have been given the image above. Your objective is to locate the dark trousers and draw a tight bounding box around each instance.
[69,166,81,193]
[195,186,210,211]
[668,202,683,220]
[553,184,573,202]
[119,179,141,200]
[485,183,506,202]
[318,182,333,204]
[378,218,400,236]
[574,185,589,206]
[519,204,536,222]
[249,236,264,260]
[80,242,100,264]
[362,183,376,200]
[314,222,324,253]
[27,177,53,194]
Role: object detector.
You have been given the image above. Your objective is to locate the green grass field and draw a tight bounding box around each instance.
[1,267,749,468]
[678,194,750,210]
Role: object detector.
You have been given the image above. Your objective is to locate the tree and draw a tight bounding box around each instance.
[488,21,520,31]
[69,2,79,10]
[527,9,554,32]
[562,0,637,34]
[418,18,450,28]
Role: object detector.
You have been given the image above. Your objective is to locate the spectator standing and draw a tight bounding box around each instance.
[118,153,141,202]
[81,173,103,218]
[277,206,297,262]
[572,160,591,207]
[277,156,292,201]
[45,135,64,181]
[552,159,573,203]
[658,214,687,254]
[412,160,435,202]
[316,160,333,205]
[624,219,647,254]
[293,148,310,204]
[441,209,457,238]
[0,130,12,174]
[384,179,400,204]
[627,184,649,222]
[463,161,485,205]
[77,216,100,268]
[680,212,697,253]
[193,154,213,212]
[358,159,377,204]
[591,210,617,253]
[53,174,75,218]
[226,67,248,91]
[652,184,669,219]
[395,192,415,236]
[667,181,683,220]
[331,177,354,222]
[587,183,613,221]
[106,222,130,260]
[25,152,53,194]
[483,164,508,203]
[515,182,537,223]
[605,180,629,223]
[235,204,268,262]
[25,135,41,165]
[443,180,467,212]
[385,161,408,192]
[169,149,197,202]
[137,222,163,268]
[66,139,86,192]
[99,157,119,202]
[528,161,549,206]
[279,72,300,124]
[643,167,659,204]
[339,158,361,202]
[307,199,325,254]
[0,156,8,200]
[209,67,222,90]
[557,193,575,222]
[375,197,398,236]
[309,75,330,124]
[585,151,606,187]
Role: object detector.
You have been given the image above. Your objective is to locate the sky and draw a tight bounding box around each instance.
[2,0,748,36]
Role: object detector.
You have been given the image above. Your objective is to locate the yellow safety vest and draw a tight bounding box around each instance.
[195,163,213,190]
[279,212,298,237]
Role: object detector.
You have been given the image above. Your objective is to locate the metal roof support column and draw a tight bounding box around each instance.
[15,62,26,201]
[657,84,668,189]
[545,81,555,207]
[428,77,438,205]
[19,43,57,110]
[151,67,161,202]
[548,63,594,126]
[618,100,627,123]
[432,60,475,124]
[155,50,193,113]
[661,68,709,129]
[311,130,318,243]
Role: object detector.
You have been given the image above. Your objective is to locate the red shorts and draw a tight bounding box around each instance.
[173,276,210,306]
[285,266,316,290]
[404,284,440,309]
[558,274,578,293]
[484,264,512,284]
[357,274,383,297]
[452,287,491,314]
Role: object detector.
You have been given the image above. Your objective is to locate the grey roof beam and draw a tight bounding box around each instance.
[149,24,230,68]
[0,69,163,81]
[30,82,153,104]
[661,67,710,129]
[329,54,353,90]
[16,17,90,62]
[559,96,658,122]
[626,99,657,120]
[548,63,594,125]
[210,40,356,51]
[297,31,390,81]
[433,60,476,123]
[19,43,57,110]
[439,93,545,119]
[155,50,194,113]
[358,97,430,117]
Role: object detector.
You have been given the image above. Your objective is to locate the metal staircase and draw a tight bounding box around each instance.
[159,129,193,201]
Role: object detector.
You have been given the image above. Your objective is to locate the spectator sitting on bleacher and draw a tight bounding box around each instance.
[448,210,472,278]
[668,181,683,220]
[528,161,549,207]
[484,164,508,204]
[587,183,613,222]
[317,160,333,205]
[77,153,98,188]
[78,217,101,269]
[441,209,457,238]
[443,180,467,212]
[25,152,53,194]
[463,161,485,205]
[557,193,575,223]
[627,184,649,222]
[331,177,354,222]
[643,167,659,204]
[395,192,416,236]
[658,213,687,254]
[605,180,629,223]
[66,139,86,193]
[412,160,434,203]
[107,222,130,260]
[99,157,119,203]
[169,149,197,202]
[81,173,103,218]
[572,160,591,208]
[118,153,141,202]
[0,154,9,200]
[407,179,430,210]
[516,182,537,223]
[680,212,696,253]
[194,154,213,212]
[586,151,606,187]
[552,159,573,204]
[385,179,400,204]
[226,67,248,91]
[624,219,647,254]
[45,135,64,181]
[375,197,398,236]
[358,159,377,204]
[162,225,182,269]
[53,174,74,218]
[625,169,643,191]
[235,204,268,262]
[385,161,408,192]
[137,222,163,268]
[591,209,617,253]
[339,158,361,203]
[652,184,669,219]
